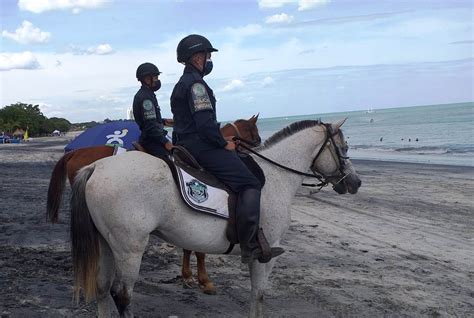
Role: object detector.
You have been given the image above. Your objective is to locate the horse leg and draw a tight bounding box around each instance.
[110,235,149,318]
[181,249,196,288]
[248,261,267,318]
[195,252,216,295]
[96,235,116,317]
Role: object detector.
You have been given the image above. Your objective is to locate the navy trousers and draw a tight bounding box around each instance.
[142,141,169,158]
[182,142,261,193]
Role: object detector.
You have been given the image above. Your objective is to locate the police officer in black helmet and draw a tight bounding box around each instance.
[133,62,173,157]
[171,34,284,264]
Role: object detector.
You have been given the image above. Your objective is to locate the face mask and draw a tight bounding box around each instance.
[203,59,213,76]
[152,79,161,91]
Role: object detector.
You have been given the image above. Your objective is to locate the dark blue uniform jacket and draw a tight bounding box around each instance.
[170,65,260,193]
[133,85,169,156]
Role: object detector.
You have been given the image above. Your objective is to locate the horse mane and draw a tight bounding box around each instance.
[256,119,322,150]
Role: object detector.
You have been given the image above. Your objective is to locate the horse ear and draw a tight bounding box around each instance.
[249,113,258,124]
[331,117,347,131]
[249,113,259,124]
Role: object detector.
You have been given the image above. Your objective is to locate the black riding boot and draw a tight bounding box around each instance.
[237,188,284,264]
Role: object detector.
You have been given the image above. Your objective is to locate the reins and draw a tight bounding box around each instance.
[233,123,351,191]
[236,141,326,179]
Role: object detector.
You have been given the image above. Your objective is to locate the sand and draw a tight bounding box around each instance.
[0,136,473,317]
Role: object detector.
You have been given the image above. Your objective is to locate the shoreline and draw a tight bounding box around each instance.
[1,136,473,170]
[352,158,474,171]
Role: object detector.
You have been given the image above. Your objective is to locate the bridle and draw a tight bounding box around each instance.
[234,123,351,190]
[309,123,350,185]
[227,122,260,147]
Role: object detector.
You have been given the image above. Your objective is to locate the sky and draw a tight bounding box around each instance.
[0,0,473,123]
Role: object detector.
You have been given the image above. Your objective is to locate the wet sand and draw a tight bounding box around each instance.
[0,136,473,317]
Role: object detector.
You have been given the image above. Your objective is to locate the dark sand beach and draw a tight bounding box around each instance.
[1,136,473,317]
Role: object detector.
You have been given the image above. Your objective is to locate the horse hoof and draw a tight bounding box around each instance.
[203,288,217,295]
[182,278,196,289]
[201,283,217,295]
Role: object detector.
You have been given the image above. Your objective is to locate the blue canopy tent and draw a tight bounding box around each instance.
[65,120,141,152]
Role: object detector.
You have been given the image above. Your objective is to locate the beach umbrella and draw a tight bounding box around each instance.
[65,120,141,152]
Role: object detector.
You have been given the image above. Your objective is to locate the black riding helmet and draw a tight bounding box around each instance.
[177,34,218,63]
[136,62,161,81]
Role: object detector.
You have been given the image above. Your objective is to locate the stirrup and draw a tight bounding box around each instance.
[241,247,285,264]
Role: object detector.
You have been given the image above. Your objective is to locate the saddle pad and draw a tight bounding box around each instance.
[175,165,230,219]
[112,145,127,156]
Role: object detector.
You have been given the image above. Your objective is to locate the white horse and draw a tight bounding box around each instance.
[70,119,361,317]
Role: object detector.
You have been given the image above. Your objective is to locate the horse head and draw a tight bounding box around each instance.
[310,118,361,194]
[223,114,261,147]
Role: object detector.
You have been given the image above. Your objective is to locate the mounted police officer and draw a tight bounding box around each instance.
[170,34,284,264]
[133,62,173,158]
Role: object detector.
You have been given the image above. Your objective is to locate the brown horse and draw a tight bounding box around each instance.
[46,114,260,295]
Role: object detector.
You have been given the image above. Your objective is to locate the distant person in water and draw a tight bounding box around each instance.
[380,137,383,142]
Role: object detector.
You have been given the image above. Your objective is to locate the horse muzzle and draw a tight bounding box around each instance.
[332,173,361,194]
[346,173,361,194]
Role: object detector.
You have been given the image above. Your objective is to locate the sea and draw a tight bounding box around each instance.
[254,102,474,167]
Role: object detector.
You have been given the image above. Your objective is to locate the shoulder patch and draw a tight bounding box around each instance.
[142,99,157,119]
[191,83,213,112]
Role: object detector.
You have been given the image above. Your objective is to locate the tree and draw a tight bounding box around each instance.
[49,117,71,132]
[0,102,71,136]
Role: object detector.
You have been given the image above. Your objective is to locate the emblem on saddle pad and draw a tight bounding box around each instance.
[186,179,208,203]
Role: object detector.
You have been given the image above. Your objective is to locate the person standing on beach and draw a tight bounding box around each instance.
[133,62,173,157]
[170,34,284,264]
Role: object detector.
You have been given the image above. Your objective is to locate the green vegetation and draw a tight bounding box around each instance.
[0,103,71,136]
[70,121,99,131]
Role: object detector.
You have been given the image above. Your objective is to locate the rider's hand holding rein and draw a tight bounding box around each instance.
[225,141,236,151]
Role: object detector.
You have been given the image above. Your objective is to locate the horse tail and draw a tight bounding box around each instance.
[70,164,99,303]
[46,151,75,223]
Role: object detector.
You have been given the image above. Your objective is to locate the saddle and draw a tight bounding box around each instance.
[131,142,266,250]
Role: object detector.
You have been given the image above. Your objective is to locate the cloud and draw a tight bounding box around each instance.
[262,76,275,86]
[18,0,110,14]
[258,0,330,11]
[297,0,330,11]
[281,11,409,28]
[265,13,294,24]
[87,44,114,55]
[449,40,474,45]
[299,49,315,54]
[222,79,244,92]
[37,102,65,117]
[68,43,115,55]
[258,0,294,9]
[2,21,51,44]
[223,24,263,38]
[98,95,127,104]
[0,52,41,71]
